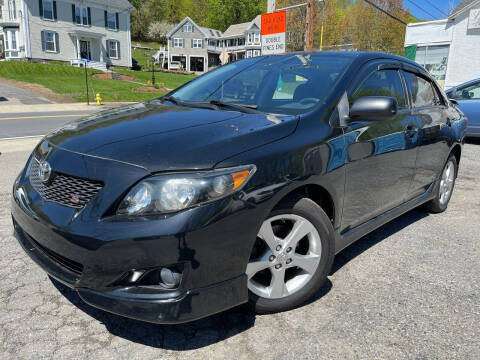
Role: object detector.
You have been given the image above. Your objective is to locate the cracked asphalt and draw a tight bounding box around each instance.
[1,138,479,360]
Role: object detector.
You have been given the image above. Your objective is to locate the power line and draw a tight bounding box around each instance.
[405,0,438,20]
[423,0,449,17]
[361,0,407,25]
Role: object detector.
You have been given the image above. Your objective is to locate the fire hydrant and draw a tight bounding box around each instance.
[95,93,102,106]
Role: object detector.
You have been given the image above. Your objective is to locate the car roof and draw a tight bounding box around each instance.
[261,51,424,72]
[446,78,480,92]
[267,51,418,64]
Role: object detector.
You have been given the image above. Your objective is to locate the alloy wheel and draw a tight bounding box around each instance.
[246,214,322,299]
[439,160,455,205]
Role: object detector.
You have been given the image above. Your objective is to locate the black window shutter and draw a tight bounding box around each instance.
[87,8,91,25]
[55,32,59,53]
[39,0,43,17]
[71,4,75,23]
[41,31,45,51]
[106,40,110,57]
[116,13,119,30]
[117,41,120,59]
[53,1,57,20]
[104,11,108,28]
[191,39,193,48]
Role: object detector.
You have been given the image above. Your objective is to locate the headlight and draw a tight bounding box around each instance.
[117,165,256,216]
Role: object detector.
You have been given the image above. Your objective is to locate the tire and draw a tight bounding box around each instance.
[424,154,458,213]
[246,194,335,314]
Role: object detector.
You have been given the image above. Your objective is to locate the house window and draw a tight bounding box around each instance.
[192,39,203,48]
[43,0,55,20]
[246,50,252,58]
[107,11,117,30]
[8,0,16,20]
[45,31,56,52]
[108,40,120,59]
[173,38,184,48]
[238,38,245,46]
[254,33,260,44]
[253,50,260,57]
[75,6,88,25]
[5,29,18,50]
[183,24,193,32]
[414,45,450,87]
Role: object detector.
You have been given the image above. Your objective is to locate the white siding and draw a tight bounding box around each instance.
[405,20,453,46]
[446,8,480,87]
[24,0,132,67]
[405,5,480,88]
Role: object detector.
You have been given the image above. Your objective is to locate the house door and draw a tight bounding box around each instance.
[80,40,91,60]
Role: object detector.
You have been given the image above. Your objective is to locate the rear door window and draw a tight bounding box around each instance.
[403,72,440,108]
[351,70,407,109]
[453,82,480,100]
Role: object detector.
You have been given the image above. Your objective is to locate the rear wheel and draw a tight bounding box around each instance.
[424,155,458,213]
[246,195,335,314]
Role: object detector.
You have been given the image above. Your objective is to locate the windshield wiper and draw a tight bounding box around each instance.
[209,100,260,114]
[163,96,217,111]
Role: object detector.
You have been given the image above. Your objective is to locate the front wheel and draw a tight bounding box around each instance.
[246,195,335,314]
[424,155,458,213]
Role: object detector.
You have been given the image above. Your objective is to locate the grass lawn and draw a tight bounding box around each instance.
[0,61,195,103]
[115,67,196,89]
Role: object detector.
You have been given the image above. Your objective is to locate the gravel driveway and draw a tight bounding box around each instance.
[1,138,479,360]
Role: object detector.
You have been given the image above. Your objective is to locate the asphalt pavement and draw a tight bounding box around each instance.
[0,82,52,105]
[0,138,479,359]
[0,111,97,139]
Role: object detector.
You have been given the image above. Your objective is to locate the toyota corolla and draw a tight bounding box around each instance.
[11,52,466,324]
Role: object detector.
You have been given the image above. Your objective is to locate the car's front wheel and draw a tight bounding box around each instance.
[246,195,335,314]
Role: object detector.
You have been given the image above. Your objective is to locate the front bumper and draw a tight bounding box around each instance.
[12,195,252,324]
[13,217,246,324]
[10,142,270,323]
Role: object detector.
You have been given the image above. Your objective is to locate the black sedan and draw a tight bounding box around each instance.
[11,52,466,324]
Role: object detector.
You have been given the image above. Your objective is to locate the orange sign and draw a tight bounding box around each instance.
[261,10,286,36]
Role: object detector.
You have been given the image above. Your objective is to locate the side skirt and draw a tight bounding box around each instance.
[334,182,436,254]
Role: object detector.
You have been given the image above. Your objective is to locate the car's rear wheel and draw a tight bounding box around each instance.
[246,195,335,314]
[424,155,458,213]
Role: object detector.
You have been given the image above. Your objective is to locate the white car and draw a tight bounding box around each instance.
[170,61,183,70]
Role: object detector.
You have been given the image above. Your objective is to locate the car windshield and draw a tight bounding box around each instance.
[169,54,353,115]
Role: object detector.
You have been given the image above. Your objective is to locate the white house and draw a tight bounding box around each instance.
[404,0,480,88]
[0,0,134,70]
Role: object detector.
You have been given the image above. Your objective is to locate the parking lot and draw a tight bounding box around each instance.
[0,137,479,360]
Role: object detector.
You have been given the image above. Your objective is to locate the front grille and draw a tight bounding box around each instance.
[26,232,84,276]
[29,157,103,209]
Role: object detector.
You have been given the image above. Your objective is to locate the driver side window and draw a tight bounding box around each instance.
[453,82,480,100]
[351,70,407,109]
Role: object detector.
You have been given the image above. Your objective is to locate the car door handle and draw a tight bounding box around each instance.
[404,124,418,137]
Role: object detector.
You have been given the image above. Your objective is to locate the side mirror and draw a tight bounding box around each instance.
[349,96,397,122]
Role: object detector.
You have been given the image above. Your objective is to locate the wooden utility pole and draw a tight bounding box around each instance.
[267,0,276,13]
[305,0,315,52]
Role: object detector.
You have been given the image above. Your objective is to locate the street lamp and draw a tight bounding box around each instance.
[151,57,156,85]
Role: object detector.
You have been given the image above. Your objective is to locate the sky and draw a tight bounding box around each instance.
[402,0,462,20]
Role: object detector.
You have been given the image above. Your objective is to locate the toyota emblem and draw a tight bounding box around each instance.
[38,160,52,183]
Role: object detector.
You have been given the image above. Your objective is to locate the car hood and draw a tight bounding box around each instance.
[45,102,299,172]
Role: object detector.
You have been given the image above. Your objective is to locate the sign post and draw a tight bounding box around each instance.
[261,10,286,55]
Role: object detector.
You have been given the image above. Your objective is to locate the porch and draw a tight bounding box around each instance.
[68,30,107,71]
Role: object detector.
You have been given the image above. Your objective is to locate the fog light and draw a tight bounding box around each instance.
[160,267,182,289]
